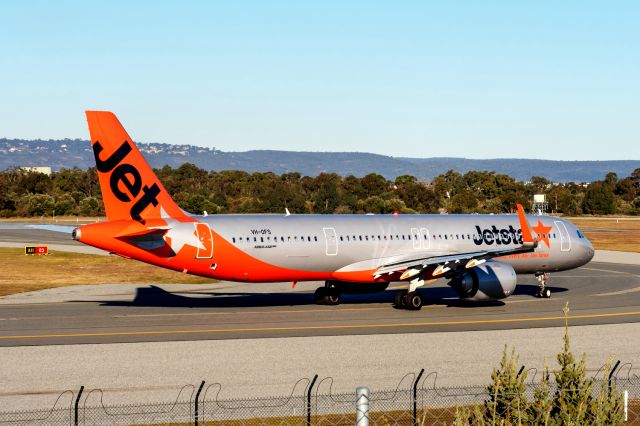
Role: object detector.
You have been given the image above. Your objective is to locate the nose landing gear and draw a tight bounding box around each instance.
[535,272,551,298]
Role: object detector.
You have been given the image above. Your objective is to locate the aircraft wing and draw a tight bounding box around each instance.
[374,203,538,281]
[373,243,536,280]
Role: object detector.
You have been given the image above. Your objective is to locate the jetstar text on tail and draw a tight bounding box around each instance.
[93,140,161,221]
[472,225,524,246]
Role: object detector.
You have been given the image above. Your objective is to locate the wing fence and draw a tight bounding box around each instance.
[1,366,640,425]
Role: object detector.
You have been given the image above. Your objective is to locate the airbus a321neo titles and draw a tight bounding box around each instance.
[73,111,595,310]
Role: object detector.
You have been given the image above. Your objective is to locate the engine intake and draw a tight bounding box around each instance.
[448,260,517,301]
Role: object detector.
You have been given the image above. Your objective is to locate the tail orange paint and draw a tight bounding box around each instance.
[85,111,188,222]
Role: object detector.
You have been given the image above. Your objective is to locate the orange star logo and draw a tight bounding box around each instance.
[531,220,553,248]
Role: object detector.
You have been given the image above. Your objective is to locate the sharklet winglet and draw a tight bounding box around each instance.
[516,203,534,244]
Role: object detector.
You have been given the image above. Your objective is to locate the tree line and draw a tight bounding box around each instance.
[1,163,639,217]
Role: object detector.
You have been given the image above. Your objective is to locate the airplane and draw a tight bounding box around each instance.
[72,111,595,310]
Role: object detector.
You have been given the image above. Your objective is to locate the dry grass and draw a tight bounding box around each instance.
[0,248,214,297]
[0,216,104,224]
[566,217,640,252]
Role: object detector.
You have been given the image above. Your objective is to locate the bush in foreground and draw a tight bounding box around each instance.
[454,303,624,425]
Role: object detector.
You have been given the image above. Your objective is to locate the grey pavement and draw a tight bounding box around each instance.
[1,323,639,411]
[593,250,640,265]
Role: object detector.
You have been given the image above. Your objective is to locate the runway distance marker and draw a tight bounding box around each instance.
[2,310,640,341]
[24,246,48,255]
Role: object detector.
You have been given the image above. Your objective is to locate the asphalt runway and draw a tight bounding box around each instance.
[1,260,640,347]
[2,225,640,347]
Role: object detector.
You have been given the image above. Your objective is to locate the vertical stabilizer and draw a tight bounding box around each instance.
[85,111,188,222]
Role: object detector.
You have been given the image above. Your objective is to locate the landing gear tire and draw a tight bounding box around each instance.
[314,287,327,304]
[395,290,408,308]
[314,286,341,305]
[323,287,341,305]
[404,292,423,311]
[540,288,551,298]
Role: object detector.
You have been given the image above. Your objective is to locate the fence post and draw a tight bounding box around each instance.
[624,390,628,422]
[608,360,621,392]
[306,374,318,426]
[74,386,84,426]
[356,386,369,426]
[412,368,425,426]
[194,380,205,426]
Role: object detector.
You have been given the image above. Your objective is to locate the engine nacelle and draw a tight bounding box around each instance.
[448,260,517,301]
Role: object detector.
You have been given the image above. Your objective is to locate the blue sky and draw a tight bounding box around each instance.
[1,1,638,159]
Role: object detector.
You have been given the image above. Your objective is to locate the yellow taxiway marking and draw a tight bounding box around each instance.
[0,306,386,321]
[1,311,640,340]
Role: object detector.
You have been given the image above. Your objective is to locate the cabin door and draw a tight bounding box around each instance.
[323,227,338,256]
[554,221,571,252]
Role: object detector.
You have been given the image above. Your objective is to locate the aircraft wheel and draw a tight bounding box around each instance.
[543,288,551,298]
[314,287,327,304]
[404,292,423,311]
[323,287,341,306]
[395,290,408,308]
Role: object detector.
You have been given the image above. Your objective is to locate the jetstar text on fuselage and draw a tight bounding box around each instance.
[472,225,524,246]
[93,140,161,221]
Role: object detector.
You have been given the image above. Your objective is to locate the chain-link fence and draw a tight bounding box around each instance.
[2,368,640,425]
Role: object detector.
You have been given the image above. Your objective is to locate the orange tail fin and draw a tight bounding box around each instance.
[85,111,188,222]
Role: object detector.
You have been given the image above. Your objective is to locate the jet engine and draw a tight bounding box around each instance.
[448,260,517,301]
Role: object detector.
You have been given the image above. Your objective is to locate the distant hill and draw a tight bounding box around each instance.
[1,138,638,182]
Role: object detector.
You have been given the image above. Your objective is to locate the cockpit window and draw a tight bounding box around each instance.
[576,230,585,239]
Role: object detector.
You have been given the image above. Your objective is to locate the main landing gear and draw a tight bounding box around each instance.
[394,290,423,310]
[314,284,341,305]
[535,272,551,298]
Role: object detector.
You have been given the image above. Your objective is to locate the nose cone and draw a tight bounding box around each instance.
[580,237,595,264]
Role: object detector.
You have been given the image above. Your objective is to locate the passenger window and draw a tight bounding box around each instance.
[444,235,448,240]
[340,236,344,241]
[232,237,236,243]
[314,236,318,242]
[359,236,363,241]
[365,236,369,241]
